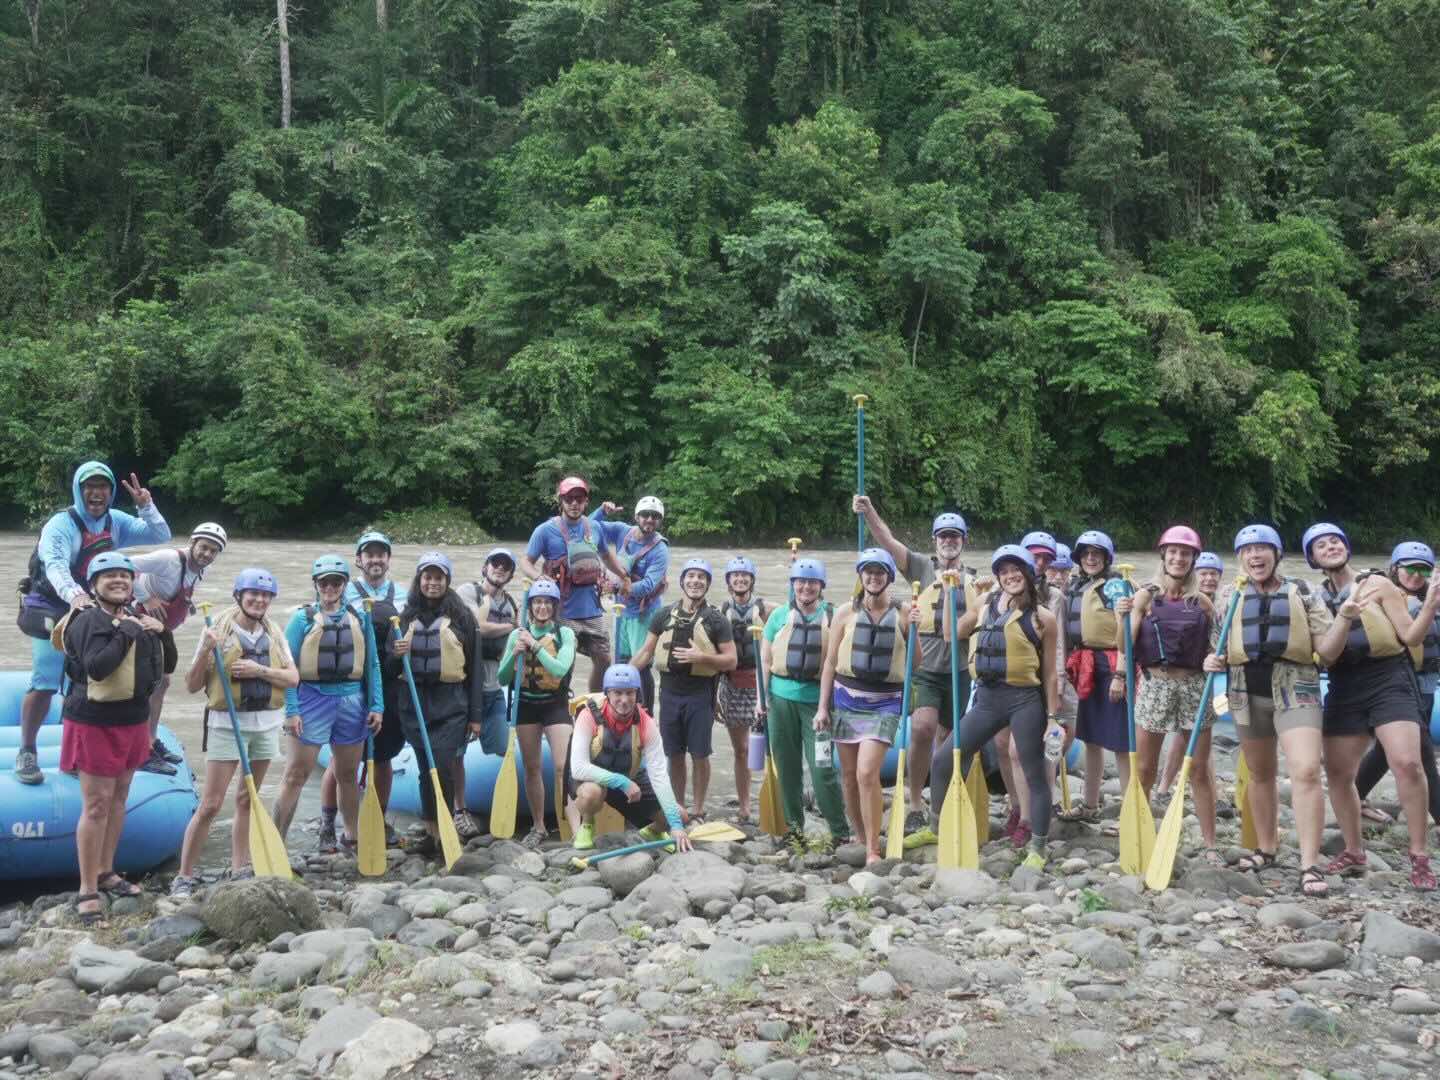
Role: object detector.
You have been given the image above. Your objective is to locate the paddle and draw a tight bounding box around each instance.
[937,573,979,870]
[853,395,868,553]
[786,538,802,606]
[1145,577,1246,891]
[1236,749,1258,850]
[1113,564,1154,876]
[356,600,387,877]
[198,602,291,880]
[569,820,747,870]
[1059,754,1073,815]
[390,616,463,870]
[753,625,786,838]
[490,650,524,840]
[884,582,923,860]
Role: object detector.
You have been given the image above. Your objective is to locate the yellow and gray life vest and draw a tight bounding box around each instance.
[53,608,163,704]
[1225,579,1315,666]
[473,589,516,661]
[916,571,978,638]
[1064,576,1119,650]
[969,593,1043,688]
[522,623,571,697]
[404,614,467,684]
[206,609,288,711]
[580,696,645,780]
[654,604,721,677]
[298,604,366,682]
[836,600,907,689]
[1411,596,1440,674]
[1321,574,1422,668]
[769,605,832,681]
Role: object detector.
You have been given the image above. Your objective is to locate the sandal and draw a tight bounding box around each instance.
[1299,866,1328,898]
[97,872,142,898]
[1325,848,1367,877]
[74,892,104,925]
[1410,853,1437,892]
[1056,803,1100,823]
[1360,803,1394,826]
[1200,847,1226,868]
[1235,849,1277,872]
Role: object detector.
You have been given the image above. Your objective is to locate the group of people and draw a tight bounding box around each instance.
[15,464,1439,921]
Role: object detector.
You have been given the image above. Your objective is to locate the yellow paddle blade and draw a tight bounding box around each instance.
[1145,759,1192,891]
[357,774,387,877]
[1236,753,1258,850]
[1118,755,1153,875]
[1059,757,1072,814]
[764,755,785,835]
[937,748,964,869]
[690,820,748,842]
[885,748,908,860]
[759,754,786,837]
[965,756,989,845]
[490,731,519,840]
[555,768,573,841]
[596,804,627,835]
[431,769,463,870]
[245,774,292,880]
[1137,779,1156,871]
[958,758,979,869]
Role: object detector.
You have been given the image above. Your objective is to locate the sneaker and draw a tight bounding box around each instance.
[902,826,938,850]
[140,746,177,776]
[453,809,481,840]
[168,874,199,898]
[1410,853,1437,892]
[1022,849,1046,871]
[638,825,676,852]
[13,749,43,786]
[521,826,547,851]
[317,817,338,853]
[153,739,184,765]
[572,822,596,851]
[227,865,255,882]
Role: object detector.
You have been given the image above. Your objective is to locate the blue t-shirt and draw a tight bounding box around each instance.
[525,516,611,620]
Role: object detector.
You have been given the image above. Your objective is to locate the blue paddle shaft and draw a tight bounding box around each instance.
[1183,584,1246,758]
[856,405,867,552]
[1120,578,1136,754]
[203,612,255,779]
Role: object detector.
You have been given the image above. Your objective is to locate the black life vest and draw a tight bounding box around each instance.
[1321,574,1419,667]
[1412,597,1440,675]
[836,600,907,689]
[24,509,114,610]
[238,629,276,711]
[407,613,467,684]
[769,605,832,681]
[1064,574,1119,650]
[473,588,517,661]
[722,597,767,670]
[1133,591,1209,670]
[298,605,366,682]
[1225,579,1314,666]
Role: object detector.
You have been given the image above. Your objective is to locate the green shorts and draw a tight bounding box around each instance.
[910,668,971,728]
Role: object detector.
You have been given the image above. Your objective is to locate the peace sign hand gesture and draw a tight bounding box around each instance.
[119,473,152,509]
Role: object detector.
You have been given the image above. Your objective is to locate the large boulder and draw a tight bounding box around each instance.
[69,942,176,994]
[203,878,322,943]
[887,947,969,992]
[598,853,655,898]
[657,851,746,907]
[297,1004,381,1066]
[333,1018,432,1080]
[1361,911,1440,962]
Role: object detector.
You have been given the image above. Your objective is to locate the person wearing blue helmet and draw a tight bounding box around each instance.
[1305,523,1435,890]
[171,568,298,897]
[815,547,918,864]
[716,556,774,822]
[272,555,384,852]
[1353,542,1440,841]
[54,552,167,921]
[632,558,738,822]
[933,545,1062,870]
[852,495,975,848]
[1194,552,1223,601]
[760,558,850,847]
[14,463,171,787]
[1047,543,1074,590]
[589,495,670,709]
[1203,524,1349,895]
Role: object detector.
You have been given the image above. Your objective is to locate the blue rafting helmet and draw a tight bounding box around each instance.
[1234,524,1283,556]
[233,567,279,596]
[1021,530,1058,557]
[789,558,827,587]
[855,547,898,582]
[86,552,135,582]
[1195,551,1224,573]
[1073,530,1115,563]
[1301,522,1349,569]
[603,663,643,692]
[1051,543,1073,571]
[311,554,350,582]
[485,547,516,571]
[526,577,562,604]
[1390,541,1436,569]
[354,530,392,556]
[416,550,453,579]
[680,558,713,583]
[931,512,969,537]
[991,544,1036,578]
[724,556,757,583]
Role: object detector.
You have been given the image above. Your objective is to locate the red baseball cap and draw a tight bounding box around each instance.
[557,476,590,498]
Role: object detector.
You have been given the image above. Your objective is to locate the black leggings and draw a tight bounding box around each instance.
[931,682,1049,838]
[1355,691,1440,827]
[403,716,466,824]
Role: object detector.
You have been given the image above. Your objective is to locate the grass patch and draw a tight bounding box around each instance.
[824,895,872,915]
[785,1025,817,1055]
[753,940,851,979]
[1077,888,1109,914]
[347,942,402,992]
[1051,1039,1084,1056]
[624,923,650,942]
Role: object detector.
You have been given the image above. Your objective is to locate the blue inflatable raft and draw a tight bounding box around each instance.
[0,671,198,881]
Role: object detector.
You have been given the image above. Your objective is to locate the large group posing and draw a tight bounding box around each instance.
[14,463,1440,922]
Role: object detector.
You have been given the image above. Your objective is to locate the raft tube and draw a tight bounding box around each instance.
[383,741,554,821]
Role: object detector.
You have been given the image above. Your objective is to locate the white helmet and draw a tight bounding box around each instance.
[191,522,228,552]
[635,496,665,519]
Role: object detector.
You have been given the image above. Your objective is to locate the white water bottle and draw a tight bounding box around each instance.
[1044,722,1064,764]
[814,729,833,768]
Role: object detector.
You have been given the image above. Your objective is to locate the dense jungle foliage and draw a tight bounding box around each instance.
[3,1,1440,546]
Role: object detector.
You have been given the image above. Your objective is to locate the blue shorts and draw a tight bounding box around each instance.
[477,688,508,756]
[30,635,65,693]
[659,687,715,759]
[296,685,368,747]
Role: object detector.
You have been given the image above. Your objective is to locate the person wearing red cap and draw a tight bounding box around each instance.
[520,476,629,691]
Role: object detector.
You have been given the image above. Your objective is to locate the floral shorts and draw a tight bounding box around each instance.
[1135,671,1207,734]
[716,677,759,731]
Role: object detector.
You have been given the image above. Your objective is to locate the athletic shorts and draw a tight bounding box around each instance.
[517,696,572,727]
[660,688,715,758]
[1323,656,1422,737]
[563,615,609,658]
[475,688,509,753]
[159,630,179,676]
[1135,671,1207,734]
[614,613,650,662]
[206,723,282,763]
[29,634,65,693]
[716,677,758,730]
[911,668,973,728]
[60,718,149,778]
[295,686,369,747]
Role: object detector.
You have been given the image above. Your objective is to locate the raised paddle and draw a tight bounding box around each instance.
[1145,577,1247,891]
[1112,564,1154,876]
[356,600,387,877]
[569,820,746,870]
[753,625,786,838]
[198,602,291,880]
[937,573,979,870]
[786,537,802,606]
[853,395,869,553]
[490,649,524,840]
[885,581,923,859]
[390,616,463,870]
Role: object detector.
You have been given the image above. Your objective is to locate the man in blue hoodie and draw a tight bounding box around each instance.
[591,495,670,709]
[13,462,171,784]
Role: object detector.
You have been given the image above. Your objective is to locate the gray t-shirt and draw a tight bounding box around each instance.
[456,581,517,693]
[903,549,972,675]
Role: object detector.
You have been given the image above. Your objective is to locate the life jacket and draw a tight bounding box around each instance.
[298,604,367,682]
[546,516,603,597]
[621,527,668,602]
[1225,579,1315,666]
[1321,574,1423,668]
[472,588,517,661]
[769,605,833,681]
[1133,590,1209,670]
[404,613,467,684]
[968,593,1043,688]
[1064,575,1119,650]
[23,509,114,612]
[722,597,768,670]
[154,549,197,631]
[522,623,572,697]
[54,606,162,705]
[205,609,288,712]
[579,696,646,780]
[1408,596,1440,675]
[836,599,907,689]
[654,604,722,678]
[915,570,978,638]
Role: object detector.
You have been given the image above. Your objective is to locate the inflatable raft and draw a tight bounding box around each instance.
[384,741,554,820]
[0,671,198,881]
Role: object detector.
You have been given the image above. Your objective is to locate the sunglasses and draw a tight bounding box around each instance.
[1398,563,1433,578]
[637,512,661,521]
[936,531,964,541]
[559,493,588,503]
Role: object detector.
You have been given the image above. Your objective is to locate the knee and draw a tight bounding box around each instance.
[575,784,603,811]
[81,795,113,823]
[1391,755,1424,784]
[1190,757,1212,784]
[1289,761,1321,788]
[283,763,311,788]
[1323,758,1354,785]
[197,793,226,819]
